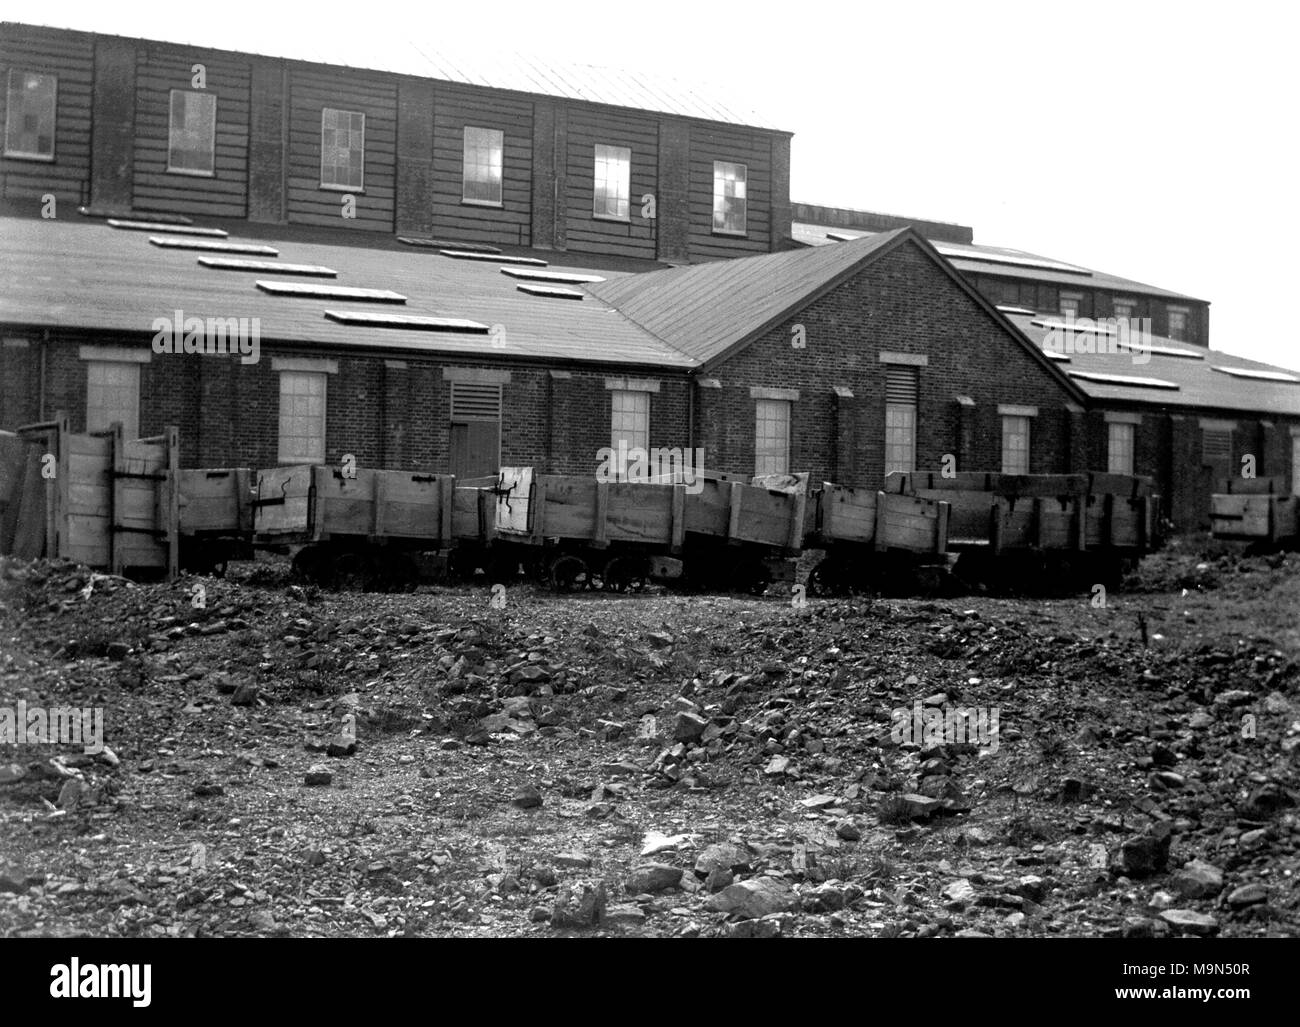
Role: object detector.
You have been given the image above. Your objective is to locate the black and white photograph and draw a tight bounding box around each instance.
[0,0,1294,1007]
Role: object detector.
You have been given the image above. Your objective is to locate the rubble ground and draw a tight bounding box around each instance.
[1,537,1297,938]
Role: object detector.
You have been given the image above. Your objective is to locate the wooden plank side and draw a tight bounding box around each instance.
[494,467,533,536]
[816,483,877,545]
[177,468,253,532]
[9,444,48,558]
[876,493,944,553]
[253,465,314,536]
[114,432,168,570]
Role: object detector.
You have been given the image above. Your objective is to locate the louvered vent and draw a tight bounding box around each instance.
[885,365,919,405]
[450,382,502,421]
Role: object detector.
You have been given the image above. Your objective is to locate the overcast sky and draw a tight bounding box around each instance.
[27,0,1299,367]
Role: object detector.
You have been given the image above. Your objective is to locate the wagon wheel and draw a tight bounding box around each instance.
[738,560,772,596]
[548,553,592,592]
[807,559,847,598]
[603,555,649,593]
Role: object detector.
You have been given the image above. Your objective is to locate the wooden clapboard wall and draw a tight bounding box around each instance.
[687,122,772,260]
[0,24,94,204]
[132,44,250,218]
[287,64,397,232]
[431,83,533,247]
[563,105,659,260]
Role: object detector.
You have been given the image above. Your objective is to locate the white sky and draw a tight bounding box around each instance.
[20,0,1300,367]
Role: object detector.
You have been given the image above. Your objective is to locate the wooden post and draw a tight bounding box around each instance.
[439,475,454,547]
[935,501,950,556]
[165,426,179,580]
[873,491,888,551]
[670,484,686,553]
[1033,497,1046,549]
[989,499,1003,557]
[1101,493,1114,549]
[372,471,386,538]
[593,480,609,547]
[531,477,548,541]
[727,481,744,543]
[110,422,125,574]
[788,489,807,550]
[53,412,69,560]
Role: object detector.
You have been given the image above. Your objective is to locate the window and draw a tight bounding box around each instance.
[1112,297,1136,320]
[86,361,139,439]
[1058,292,1082,318]
[884,364,918,475]
[1001,416,1031,474]
[1167,305,1190,341]
[1107,421,1135,475]
[168,90,216,174]
[462,126,503,205]
[4,70,56,160]
[593,144,631,220]
[712,161,747,235]
[320,108,364,190]
[278,371,327,464]
[610,389,649,460]
[754,399,790,476]
[1201,427,1232,478]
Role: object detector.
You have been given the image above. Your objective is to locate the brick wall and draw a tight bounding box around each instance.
[702,239,1080,485]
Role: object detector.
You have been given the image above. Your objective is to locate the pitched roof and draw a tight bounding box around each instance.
[1004,313,1300,416]
[0,216,695,368]
[793,222,1206,303]
[5,21,785,132]
[585,230,906,365]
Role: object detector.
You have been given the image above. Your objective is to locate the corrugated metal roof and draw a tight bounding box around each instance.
[793,221,1206,303]
[585,231,905,365]
[0,217,695,368]
[1006,313,1300,416]
[7,21,785,131]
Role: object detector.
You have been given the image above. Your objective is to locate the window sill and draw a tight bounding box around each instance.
[320,183,364,193]
[593,213,631,224]
[167,167,216,178]
[712,228,748,238]
[461,198,504,209]
[3,150,54,162]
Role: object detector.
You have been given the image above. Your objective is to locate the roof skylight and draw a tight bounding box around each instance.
[149,237,280,256]
[255,281,406,302]
[501,267,605,284]
[516,283,584,300]
[442,249,548,266]
[108,219,228,237]
[323,310,490,333]
[198,258,337,277]
[1211,366,1300,383]
[1067,370,1179,390]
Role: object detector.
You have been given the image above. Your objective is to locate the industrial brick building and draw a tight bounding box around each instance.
[2,20,1298,534]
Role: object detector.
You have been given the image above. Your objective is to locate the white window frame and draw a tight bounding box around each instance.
[884,403,916,476]
[712,160,748,236]
[1107,421,1135,475]
[1112,297,1137,320]
[277,370,327,464]
[609,389,650,471]
[1058,292,1082,319]
[85,361,140,439]
[593,143,631,221]
[320,107,365,191]
[754,398,790,476]
[1001,415,1031,474]
[462,125,504,206]
[1167,305,1190,342]
[4,69,56,161]
[167,89,216,176]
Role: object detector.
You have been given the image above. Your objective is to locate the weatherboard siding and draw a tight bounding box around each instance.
[286,65,397,232]
[430,83,533,248]
[0,24,94,205]
[687,122,771,260]
[132,45,250,218]
[562,105,658,261]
